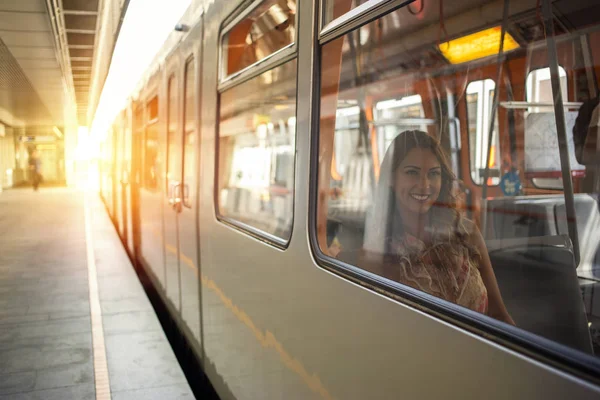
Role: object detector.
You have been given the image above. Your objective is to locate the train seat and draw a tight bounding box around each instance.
[555,194,600,280]
[488,237,594,354]
[484,195,563,240]
[485,194,598,353]
[486,194,600,279]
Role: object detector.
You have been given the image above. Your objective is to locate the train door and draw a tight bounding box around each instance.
[111,125,121,225]
[177,52,202,346]
[164,63,183,310]
[139,91,165,288]
[107,127,115,218]
[131,103,143,257]
[121,109,133,252]
[115,114,125,238]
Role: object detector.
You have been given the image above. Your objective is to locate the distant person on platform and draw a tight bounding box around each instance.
[28,149,42,191]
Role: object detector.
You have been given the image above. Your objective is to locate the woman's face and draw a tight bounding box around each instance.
[393,147,442,215]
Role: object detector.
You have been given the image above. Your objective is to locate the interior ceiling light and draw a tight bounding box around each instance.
[438,26,520,65]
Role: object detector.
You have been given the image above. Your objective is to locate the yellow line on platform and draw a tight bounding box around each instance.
[84,194,112,400]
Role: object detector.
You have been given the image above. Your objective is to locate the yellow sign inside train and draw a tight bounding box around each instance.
[439,26,520,65]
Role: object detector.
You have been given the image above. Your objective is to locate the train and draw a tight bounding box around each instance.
[99,0,600,398]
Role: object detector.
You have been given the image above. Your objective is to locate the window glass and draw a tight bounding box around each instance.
[167,75,178,193]
[221,0,296,79]
[524,67,576,189]
[467,79,501,185]
[217,60,297,241]
[317,0,600,359]
[183,59,196,207]
[144,96,159,190]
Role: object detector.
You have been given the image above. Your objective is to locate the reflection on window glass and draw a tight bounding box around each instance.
[221,0,296,79]
[144,97,159,190]
[183,59,196,207]
[467,79,500,185]
[217,60,297,240]
[317,0,600,359]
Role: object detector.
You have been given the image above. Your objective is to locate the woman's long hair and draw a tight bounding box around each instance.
[363,130,472,256]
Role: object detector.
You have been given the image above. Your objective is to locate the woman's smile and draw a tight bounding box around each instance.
[409,192,432,202]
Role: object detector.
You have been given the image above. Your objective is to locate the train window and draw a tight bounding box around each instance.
[144,96,159,190]
[315,0,600,364]
[217,59,297,242]
[167,75,179,193]
[467,79,500,185]
[220,0,296,80]
[524,67,575,189]
[183,58,196,208]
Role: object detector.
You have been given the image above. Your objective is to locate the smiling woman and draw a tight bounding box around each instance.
[355,130,514,323]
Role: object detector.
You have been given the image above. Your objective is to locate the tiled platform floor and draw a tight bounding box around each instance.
[0,188,194,400]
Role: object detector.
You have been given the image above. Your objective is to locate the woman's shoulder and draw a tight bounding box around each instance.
[450,215,478,237]
[456,217,488,256]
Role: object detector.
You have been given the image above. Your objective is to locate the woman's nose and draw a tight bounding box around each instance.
[418,174,430,189]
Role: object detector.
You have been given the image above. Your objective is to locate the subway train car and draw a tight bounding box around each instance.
[99,0,600,398]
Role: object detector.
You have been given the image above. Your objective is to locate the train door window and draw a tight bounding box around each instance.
[183,58,196,208]
[144,96,159,190]
[315,0,600,367]
[466,79,500,185]
[167,75,179,192]
[220,0,296,79]
[217,60,297,243]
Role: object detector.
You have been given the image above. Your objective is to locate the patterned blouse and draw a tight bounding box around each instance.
[363,232,488,314]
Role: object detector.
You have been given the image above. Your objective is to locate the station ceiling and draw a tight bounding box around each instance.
[0,0,101,129]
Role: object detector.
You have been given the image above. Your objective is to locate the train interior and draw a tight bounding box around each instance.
[317,0,600,355]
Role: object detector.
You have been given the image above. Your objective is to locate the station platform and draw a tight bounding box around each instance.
[0,188,194,400]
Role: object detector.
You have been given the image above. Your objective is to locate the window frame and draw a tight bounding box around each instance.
[218,0,299,88]
[308,1,600,384]
[319,0,413,44]
[215,2,300,249]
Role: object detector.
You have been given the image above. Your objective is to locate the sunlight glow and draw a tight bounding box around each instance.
[90,0,192,138]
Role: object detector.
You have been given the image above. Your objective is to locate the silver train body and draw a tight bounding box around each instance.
[99,0,600,398]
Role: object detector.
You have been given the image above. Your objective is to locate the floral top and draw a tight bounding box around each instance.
[370,233,488,314]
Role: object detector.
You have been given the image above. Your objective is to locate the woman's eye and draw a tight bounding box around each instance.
[429,170,441,178]
[405,170,418,176]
